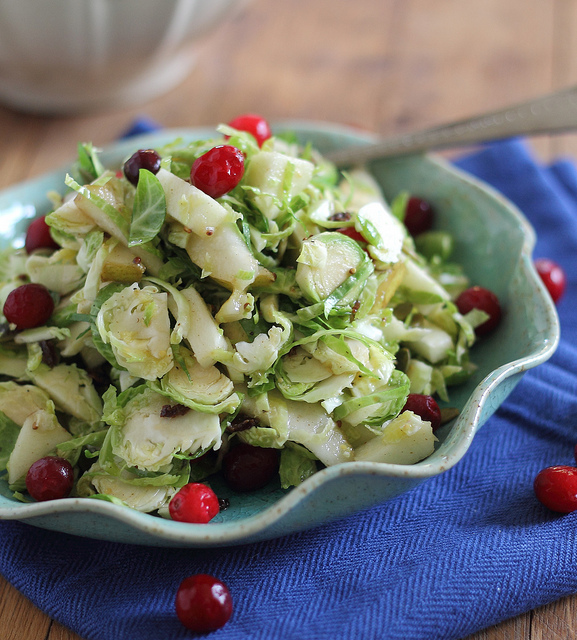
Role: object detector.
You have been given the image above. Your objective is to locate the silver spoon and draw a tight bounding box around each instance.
[326,84,577,167]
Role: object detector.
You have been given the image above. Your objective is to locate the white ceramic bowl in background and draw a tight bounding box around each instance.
[0,0,249,114]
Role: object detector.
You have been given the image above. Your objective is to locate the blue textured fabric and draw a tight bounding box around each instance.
[119,117,162,139]
[0,137,576,640]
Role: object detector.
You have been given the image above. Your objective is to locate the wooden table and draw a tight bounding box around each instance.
[0,1,575,638]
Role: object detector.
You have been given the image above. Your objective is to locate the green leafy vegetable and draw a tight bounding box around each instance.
[0,412,21,472]
[0,124,482,507]
[128,169,166,247]
[65,174,130,239]
[71,142,106,184]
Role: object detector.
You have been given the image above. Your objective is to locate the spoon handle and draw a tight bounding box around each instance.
[326,85,577,167]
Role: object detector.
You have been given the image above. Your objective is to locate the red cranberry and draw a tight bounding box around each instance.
[404,197,434,236]
[175,574,232,632]
[336,227,366,244]
[534,258,566,304]
[3,283,55,330]
[222,442,280,492]
[25,456,74,502]
[534,465,577,513]
[169,482,220,523]
[190,145,245,199]
[123,149,162,186]
[227,113,272,147]
[402,394,442,431]
[455,286,501,336]
[25,216,59,254]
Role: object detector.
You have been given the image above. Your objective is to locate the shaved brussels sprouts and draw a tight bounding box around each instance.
[103,386,221,472]
[0,123,482,512]
[96,283,173,380]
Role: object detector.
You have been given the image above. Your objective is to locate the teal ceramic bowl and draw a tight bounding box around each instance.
[0,123,559,547]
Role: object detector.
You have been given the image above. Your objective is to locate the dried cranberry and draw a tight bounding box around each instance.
[222,442,279,492]
[227,113,272,147]
[39,339,59,368]
[3,283,55,330]
[329,211,352,222]
[226,413,260,433]
[25,456,74,502]
[25,216,59,254]
[534,258,566,304]
[455,286,502,336]
[169,482,220,523]
[159,404,190,418]
[190,145,245,199]
[404,197,434,236]
[175,574,232,632]
[123,149,162,186]
[534,465,577,513]
[402,394,442,431]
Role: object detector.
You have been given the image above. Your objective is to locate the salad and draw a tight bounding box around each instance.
[0,117,494,518]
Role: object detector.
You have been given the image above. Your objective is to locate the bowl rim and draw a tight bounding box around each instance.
[0,121,560,546]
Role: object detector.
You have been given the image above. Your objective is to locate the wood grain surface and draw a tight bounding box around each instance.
[0,1,575,638]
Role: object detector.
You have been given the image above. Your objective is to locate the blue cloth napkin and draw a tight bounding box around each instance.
[0,136,576,640]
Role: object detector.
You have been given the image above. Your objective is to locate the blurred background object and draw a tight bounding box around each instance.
[0,0,250,114]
